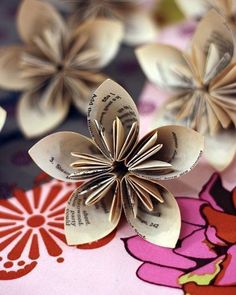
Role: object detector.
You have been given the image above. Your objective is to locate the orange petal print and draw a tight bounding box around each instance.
[232,188,236,210]
[77,229,117,250]
[183,282,236,295]
[0,261,37,280]
[202,205,236,244]
[33,172,52,187]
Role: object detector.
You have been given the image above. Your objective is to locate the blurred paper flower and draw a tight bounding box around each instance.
[29,79,203,248]
[176,0,236,31]
[176,0,214,20]
[136,10,236,171]
[0,0,123,138]
[124,173,236,293]
[52,0,158,46]
[70,0,140,20]
[0,107,6,132]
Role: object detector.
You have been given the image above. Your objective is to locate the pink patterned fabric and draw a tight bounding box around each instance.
[124,174,236,293]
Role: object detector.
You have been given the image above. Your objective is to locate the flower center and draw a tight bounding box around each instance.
[57,63,64,72]
[27,215,45,228]
[95,0,106,5]
[199,83,210,94]
[112,160,128,178]
[228,15,236,26]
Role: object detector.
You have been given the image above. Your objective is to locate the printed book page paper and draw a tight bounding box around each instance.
[0,107,6,132]
[0,0,123,138]
[136,10,236,170]
[29,79,203,248]
[29,132,101,182]
[176,0,210,19]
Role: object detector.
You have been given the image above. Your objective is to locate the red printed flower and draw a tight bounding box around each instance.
[124,173,236,294]
[0,178,115,280]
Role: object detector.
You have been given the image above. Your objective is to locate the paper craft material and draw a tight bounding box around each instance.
[0,0,123,138]
[136,10,236,171]
[29,79,204,248]
[176,0,236,32]
[176,0,213,20]
[0,107,6,132]
[71,0,139,20]
[65,0,158,46]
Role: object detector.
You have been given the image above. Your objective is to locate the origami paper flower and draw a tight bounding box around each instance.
[62,0,157,46]
[29,79,203,248]
[136,10,236,171]
[0,107,6,132]
[71,0,139,19]
[0,0,123,138]
[176,0,236,30]
[124,173,236,293]
[176,0,214,20]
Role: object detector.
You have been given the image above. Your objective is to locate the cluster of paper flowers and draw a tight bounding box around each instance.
[0,0,235,248]
[0,0,157,137]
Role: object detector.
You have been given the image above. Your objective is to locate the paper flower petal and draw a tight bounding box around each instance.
[29,131,99,182]
[211,0,234,17]
[17,0,65,44]
[122,181,181,248]
[134,125,204,181]
[123,10,157,46]
[17,91,70,138]
[176,0,208,19]
[136,43,191,90]
[152,95,235,173]
[204,129,236,171]
[191,9,234,79]
[75,18,123,68]
[46,0,71,12]
[0,107,6,132]
[70,73,106,115]
[87,79,139,149]
[65,183,122,245]
[0,46,30,90]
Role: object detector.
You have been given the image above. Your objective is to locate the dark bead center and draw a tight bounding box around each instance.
[113,161,128,178]
[57,64,64,72]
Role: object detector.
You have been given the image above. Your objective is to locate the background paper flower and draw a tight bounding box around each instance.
[69,0,140,20]
[136,10,236,171]
[29,79,203,248]
[176,0,236,32]
[124,173,236,294]
[0,0,123,138]
[51,0,158,46]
